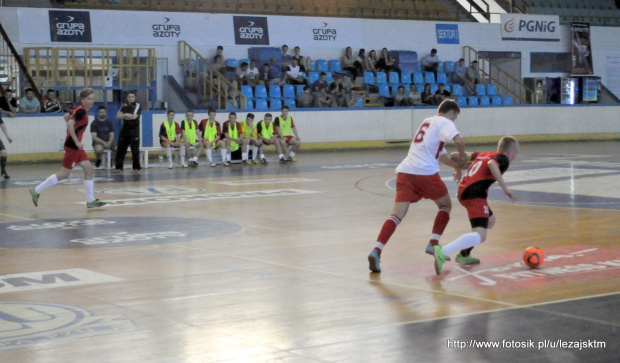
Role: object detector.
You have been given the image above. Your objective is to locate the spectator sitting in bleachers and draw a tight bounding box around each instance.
[329,76,346,107]
[465,60,481,95]
[212,55,227,75]
[421,48,439,79]
[405,83,422,106]
[247,60,259,83]
[355,49,372,76]
[19,88,40,114]
[421,83,438,105]
[315,86,338,108]
[296,86,314,108]
[342,46,358,82]
[434,83,453,104]
[43,89,63,113]
[234,62,252,88]
[344,87,358,108]
[214,45,224,62]
[268,57,285,86]
[285,59,308,85]
[394,85,408,106]
[292,46,311,72]
[0,89,17,117]
[281,45,293,69]
[312,72,329,93]
[375,48,399,75]
[258,63,273,86]
[452,58,467,86]
[368,50,379,72]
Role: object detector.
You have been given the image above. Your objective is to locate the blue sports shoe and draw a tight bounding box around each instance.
[368,250,381,273]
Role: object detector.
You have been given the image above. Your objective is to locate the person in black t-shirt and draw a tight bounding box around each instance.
[0,89,18,117]
[43,89,63,113]
[90,106,116,168]
[114,91,141,172]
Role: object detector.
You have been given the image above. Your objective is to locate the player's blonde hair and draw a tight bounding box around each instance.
[79,88,95,99]
[498,136,519,153]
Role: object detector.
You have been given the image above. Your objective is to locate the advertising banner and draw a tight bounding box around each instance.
[233,16,270,45]
[571,22,593,75]
[436,24,459,44]
[500,13,560,41]
[48,10,92,43]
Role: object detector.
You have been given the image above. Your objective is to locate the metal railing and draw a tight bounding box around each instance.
[463,46,534,104]
[177,40,246,110]
[0,22,41,101]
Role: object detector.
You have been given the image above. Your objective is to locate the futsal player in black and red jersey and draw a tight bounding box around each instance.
[29,88,106,208]
[433,136,519,275]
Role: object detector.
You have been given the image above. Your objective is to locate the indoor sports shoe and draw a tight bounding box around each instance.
[279,156,286,163]
[29,187,39,207]
[168,163,174,169]
[95,158,102,168]
[433,245,447,275]
[1,171,9,179]
[289,156,297,162]
[223,161,230,166]
[241,160,248,165]
[260,158,268,165]
[86,199,107,208]
[210,162,216,167]
[368,249,381,273]
[252,159,259,165]
[181,162,188,168]
[456,254,480,265]
[425,243,450,260]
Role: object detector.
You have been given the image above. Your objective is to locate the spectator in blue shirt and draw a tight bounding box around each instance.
[268,57,284,86]
[19,88,40,113]
[452,58,467,86]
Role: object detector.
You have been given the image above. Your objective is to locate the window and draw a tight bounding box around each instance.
[530,53,572,73]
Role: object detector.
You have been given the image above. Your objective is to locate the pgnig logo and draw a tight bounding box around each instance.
[504,17,556,33]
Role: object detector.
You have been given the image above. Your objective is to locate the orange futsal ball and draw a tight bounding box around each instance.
[523,247,544,268]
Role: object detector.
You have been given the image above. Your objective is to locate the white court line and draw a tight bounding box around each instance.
[0,213,35,221]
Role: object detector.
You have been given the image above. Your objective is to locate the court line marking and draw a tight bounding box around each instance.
[0,213,35,221]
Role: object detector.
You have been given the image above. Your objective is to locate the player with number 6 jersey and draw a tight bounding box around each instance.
[368,99,467,273]
[433,136,519,275]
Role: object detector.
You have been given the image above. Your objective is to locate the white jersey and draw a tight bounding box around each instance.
[395,115,460,175]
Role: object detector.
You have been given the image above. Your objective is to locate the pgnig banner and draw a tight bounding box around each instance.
[500,14,559,42]
[571,22,593,75]
[49,10,92,43]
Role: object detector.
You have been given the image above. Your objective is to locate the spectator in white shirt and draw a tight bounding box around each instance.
[286,59,307,85]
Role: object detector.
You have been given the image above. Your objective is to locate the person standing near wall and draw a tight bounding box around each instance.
[0,114,13,179]
[114,91,141,173]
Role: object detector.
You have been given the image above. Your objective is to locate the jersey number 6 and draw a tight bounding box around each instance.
[414,122,444,159]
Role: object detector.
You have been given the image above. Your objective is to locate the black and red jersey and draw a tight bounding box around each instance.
[64,105,89,150]
[458,151,510,200]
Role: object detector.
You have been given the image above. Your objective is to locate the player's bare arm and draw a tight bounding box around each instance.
[452,134,466,166]
[1,124,12,143]
[488,160,515,201]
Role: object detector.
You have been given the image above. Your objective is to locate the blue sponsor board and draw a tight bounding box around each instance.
[436,24,459,44]
[48,10,92,43]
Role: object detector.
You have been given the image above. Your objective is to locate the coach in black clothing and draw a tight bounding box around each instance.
[114,91,141,172]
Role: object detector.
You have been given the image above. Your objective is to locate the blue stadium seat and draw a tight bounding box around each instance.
[492,95,502,105]
[456,96,467,106]
[325,72,333,83]
[436,72,447,84]
[241,85,254,100]
[401,72,412,85]
[414,63,422,72]
[269,85,282,99]
[242,99,253,110]
[270,99,283,110]
[316,59,328,72]
[376,72,387,85]
[444,61,455,74]
[255,99,268,110]
[480,96,491,106]
[388,72,400,85]
[413,72,424,84]
[475,83,486,96]
[226,59,238,68]
[469,96,479,106]
[283,85,296,99]
[437,61,444,73]
[503,96,513,105]
[378,84,391,97]
[364,72,375,85]
[487,84,498,96]
[430,84,438,94]
[357,97,364,108]
[391,86,399,96]
[444,84,451,93]
[452,84,463,96]
[309,60,315,71]
[284,98,296,109]
[329,59,342,72]
[424,72,435,84]
[415,83,424,93]
[308,72,319,85]
[296,84,305,96]
[255,85,268,99]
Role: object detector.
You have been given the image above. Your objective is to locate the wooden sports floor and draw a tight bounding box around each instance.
[0,141,618,362]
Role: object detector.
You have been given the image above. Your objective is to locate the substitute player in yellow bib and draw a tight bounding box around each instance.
[181,109,204,167]
[274,105,301,162]
[240,113,260,165]
[222,112,250,166]
[256,113,282,165]
[199,108,226,167]
[159,109,184,169]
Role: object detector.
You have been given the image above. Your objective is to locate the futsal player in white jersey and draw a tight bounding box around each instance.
[368,99,467,273]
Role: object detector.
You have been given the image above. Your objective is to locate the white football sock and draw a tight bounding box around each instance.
[290,151,296,157]
[221,148,227,162]
[206,149,212,162]
[242,152,248,161]
[227,153,231,162]
[84,180,95,203]
[253,146,258,160]
[443,232,482,256]
[35,174,58,194]
[166,147,172,162]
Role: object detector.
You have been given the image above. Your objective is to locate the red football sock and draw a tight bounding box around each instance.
[429,207,450,245]
[375,215,401,254]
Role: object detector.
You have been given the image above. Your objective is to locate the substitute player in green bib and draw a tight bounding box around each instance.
[274,105,301,162]
[240,113,260,165]
[256,113,282,164]
[222,112,249,165]
[181,109,204,167]
[199,108,226,167]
